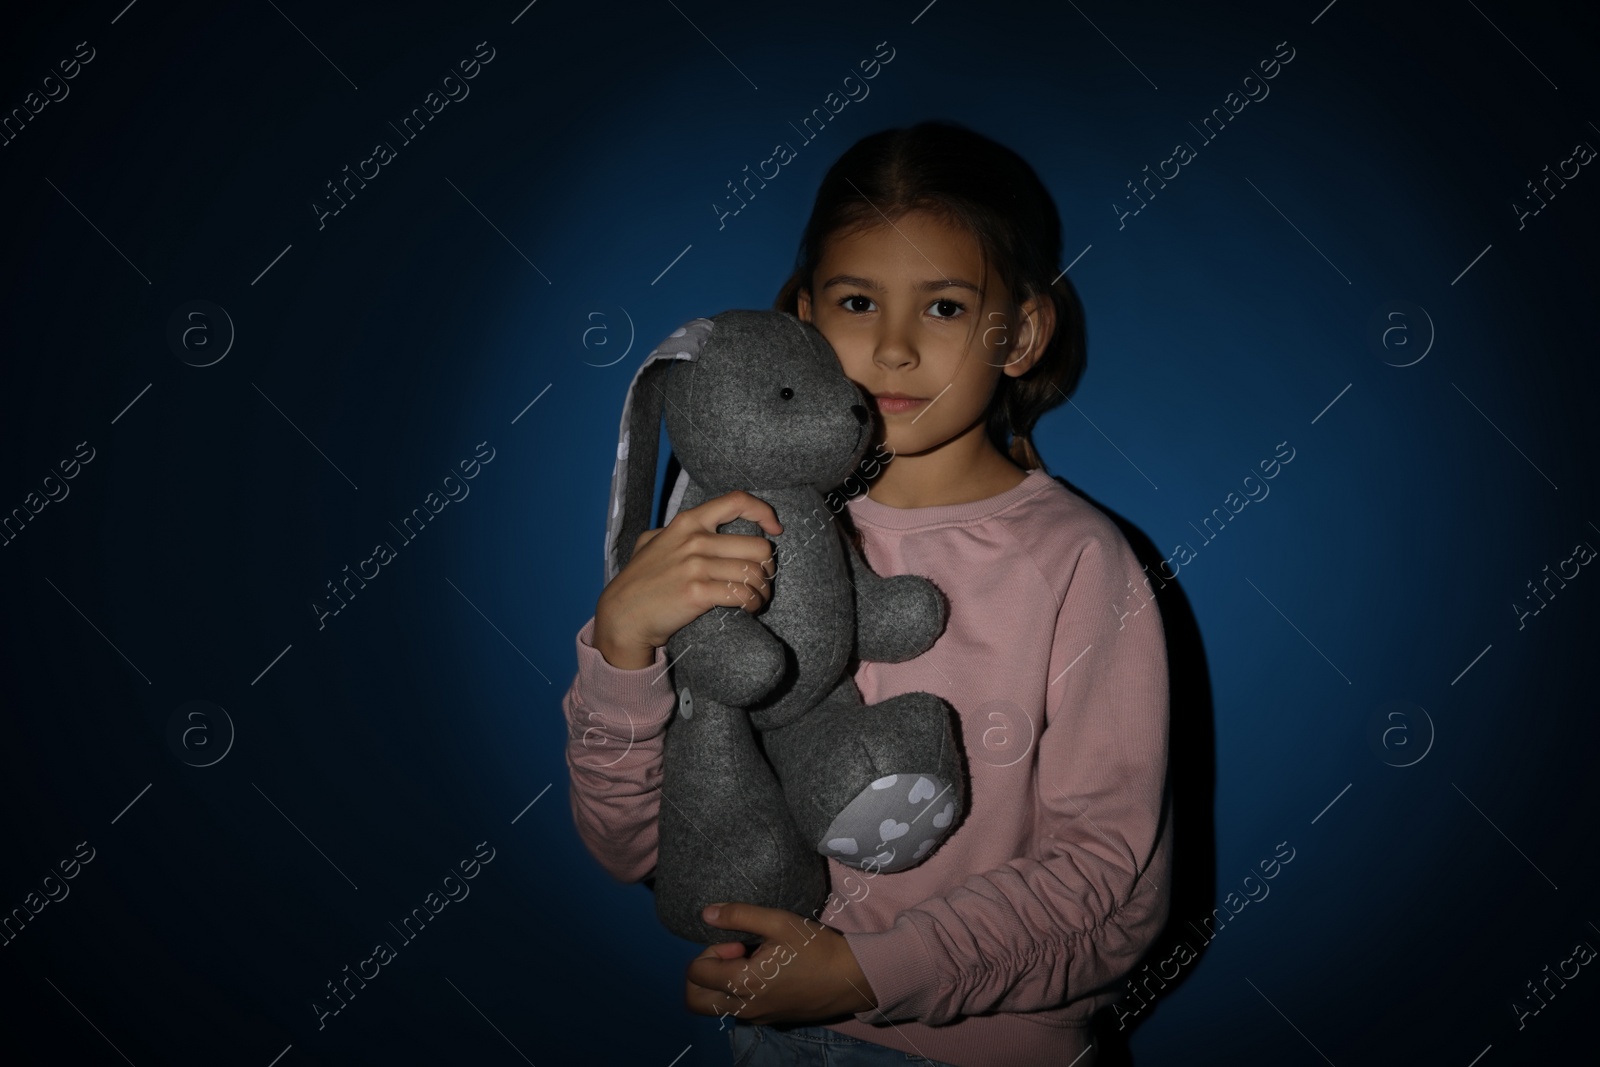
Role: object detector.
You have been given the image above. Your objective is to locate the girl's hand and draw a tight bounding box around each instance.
[684,902,878,1025]
[594,492,784,669]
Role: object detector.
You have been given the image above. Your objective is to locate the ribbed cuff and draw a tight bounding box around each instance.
[570,616,678,738]
[844,918,942,1024]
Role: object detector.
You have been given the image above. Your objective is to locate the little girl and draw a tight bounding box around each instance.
[563,121,1172,1067]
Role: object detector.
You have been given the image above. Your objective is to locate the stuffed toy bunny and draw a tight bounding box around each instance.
[602,309,967,945]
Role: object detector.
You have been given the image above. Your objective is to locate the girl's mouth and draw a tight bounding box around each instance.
[873,395,927,414]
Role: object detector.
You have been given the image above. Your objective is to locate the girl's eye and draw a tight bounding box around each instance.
[839,295,876,314]
[928,299,966,319]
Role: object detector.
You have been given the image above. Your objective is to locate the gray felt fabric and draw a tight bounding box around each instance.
[604,309,967,945]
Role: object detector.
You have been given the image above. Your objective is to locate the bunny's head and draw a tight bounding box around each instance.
[603,309,874,585]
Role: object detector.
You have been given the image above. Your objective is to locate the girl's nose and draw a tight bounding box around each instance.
[874,325,918,370]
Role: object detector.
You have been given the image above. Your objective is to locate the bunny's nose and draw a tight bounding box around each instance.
[850,404,870,425]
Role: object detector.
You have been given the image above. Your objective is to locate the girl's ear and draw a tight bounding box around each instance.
[604,318,713,585]
[796,287,813,323]
[1006,293,1057,378]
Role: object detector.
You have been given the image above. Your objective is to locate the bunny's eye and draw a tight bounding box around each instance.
[779,387,795,400]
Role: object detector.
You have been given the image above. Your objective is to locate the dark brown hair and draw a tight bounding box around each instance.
[774,120,1087,473]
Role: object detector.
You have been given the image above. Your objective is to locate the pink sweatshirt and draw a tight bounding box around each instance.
[563,468,1172,1067]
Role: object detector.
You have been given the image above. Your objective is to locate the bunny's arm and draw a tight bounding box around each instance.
[671,601,788,707]
[842,527,949,663]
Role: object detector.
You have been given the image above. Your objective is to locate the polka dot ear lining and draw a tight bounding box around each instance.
[603,318,714,587]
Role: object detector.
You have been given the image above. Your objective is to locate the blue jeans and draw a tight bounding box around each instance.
[727,1020,960,1066]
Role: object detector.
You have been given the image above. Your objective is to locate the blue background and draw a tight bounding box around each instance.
[1,0,1596,1064]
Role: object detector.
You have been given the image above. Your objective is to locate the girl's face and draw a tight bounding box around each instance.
[796,209,1047,461]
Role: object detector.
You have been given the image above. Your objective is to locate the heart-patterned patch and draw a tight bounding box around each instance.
[817,773,955,873]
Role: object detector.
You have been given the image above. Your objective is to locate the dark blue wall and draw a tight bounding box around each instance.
[1,1,1595,1064]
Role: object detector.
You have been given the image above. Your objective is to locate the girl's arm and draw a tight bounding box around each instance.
[840,527,1173,1025]
[563,614,679,883]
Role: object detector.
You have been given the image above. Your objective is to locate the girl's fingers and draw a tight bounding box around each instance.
[700,559,774,607]
[700,547,774,588]
[704,531,779,579]
[666,493,784,577]
[693,940,746,961]
[685,490,785,536]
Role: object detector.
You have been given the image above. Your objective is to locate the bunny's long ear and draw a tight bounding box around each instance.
[603,317,715,586]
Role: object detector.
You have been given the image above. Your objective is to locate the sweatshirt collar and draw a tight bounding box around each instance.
[844,468,1053,530]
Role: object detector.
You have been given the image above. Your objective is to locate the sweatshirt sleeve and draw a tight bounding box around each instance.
[841,527,1173,1025]
[563,615,680,884]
